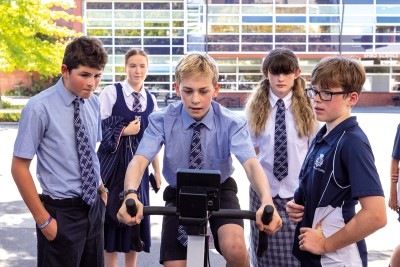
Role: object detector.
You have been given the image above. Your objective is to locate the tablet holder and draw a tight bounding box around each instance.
[176,168,221,234]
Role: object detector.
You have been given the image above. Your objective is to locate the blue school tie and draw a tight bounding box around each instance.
[132,92,142,112]
[188,122,203,169]
[177,122,204,246]
[73,97,97,206]
[273,99,288,181]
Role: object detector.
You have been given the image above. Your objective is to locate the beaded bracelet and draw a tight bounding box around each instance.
[37,215,53,229]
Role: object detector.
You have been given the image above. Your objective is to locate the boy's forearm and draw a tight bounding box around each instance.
[388,158,399,209]
[151,154,161,175]
[323,196,386,253]
[243,158,274,206]
[124,155,149,193]
[11,157,50,225]
[391,158,399,182]
[390,175,398,194]
[390,182,397,198]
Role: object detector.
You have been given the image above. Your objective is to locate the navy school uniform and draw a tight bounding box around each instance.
[97,83,154,253]
[293,117,384,267]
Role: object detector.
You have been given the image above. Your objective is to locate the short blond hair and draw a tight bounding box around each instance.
[174,53,219,87]
[311,56,366,95]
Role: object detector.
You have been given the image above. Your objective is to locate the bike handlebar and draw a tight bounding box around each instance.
[125,198,273,258]
[256,205,274,257]
[126,198,138,216]
[127,201,257,219]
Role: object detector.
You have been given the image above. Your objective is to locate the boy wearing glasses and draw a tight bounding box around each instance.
[286,56,386,267]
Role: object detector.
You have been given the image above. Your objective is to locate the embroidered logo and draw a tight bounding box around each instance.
[314,153,325,173]
[315,154,324,167]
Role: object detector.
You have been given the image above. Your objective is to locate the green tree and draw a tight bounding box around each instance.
[0,0,81,78]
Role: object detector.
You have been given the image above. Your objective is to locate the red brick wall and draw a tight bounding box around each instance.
[356,92,400,107]
[0,71,38,95]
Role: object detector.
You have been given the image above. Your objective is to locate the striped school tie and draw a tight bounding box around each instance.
[177,122,204,246]
[73,97,97,206]
[132,92,142,112]
[273,99,288,181]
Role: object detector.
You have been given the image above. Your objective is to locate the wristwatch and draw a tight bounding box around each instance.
[119,189,140,201]
[98,187,109,195]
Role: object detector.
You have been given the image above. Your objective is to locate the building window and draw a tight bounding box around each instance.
[83,0,400,93]
[242,16,272,23]
[87,2,112,9]
[276,16,307,23]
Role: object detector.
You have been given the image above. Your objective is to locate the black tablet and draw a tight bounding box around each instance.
[176,168,221,215]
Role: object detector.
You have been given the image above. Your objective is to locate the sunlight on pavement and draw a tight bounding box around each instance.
[0,213,32,227]
[0,248,36,261]
[0,248,17,261]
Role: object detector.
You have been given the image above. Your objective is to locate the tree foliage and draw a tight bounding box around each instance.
[0,0,82,77]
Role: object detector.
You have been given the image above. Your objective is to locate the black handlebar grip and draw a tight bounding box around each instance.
[126,198,137,217]
[261,205,274,224]
[256,205,274,257]
[125,198,145,252]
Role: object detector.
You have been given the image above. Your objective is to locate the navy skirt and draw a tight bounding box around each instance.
[103,156,151,253]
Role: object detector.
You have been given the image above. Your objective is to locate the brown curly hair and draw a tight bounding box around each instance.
[62,36,108,72]
[245,47,316,138]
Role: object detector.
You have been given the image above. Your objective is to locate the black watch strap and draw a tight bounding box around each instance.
[119,189,140,201]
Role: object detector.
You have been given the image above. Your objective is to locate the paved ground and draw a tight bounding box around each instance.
[0,106,400,267]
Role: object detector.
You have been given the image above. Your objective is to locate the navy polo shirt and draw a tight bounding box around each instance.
[293,116,384,267]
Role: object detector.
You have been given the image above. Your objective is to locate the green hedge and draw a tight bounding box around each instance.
[0,100,22,122]
[0,112,20,122]
[2,101,24,109]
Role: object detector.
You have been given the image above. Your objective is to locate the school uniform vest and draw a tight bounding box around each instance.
[97,83,154,183]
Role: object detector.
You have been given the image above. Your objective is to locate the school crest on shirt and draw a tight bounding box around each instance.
[314,153,325,173]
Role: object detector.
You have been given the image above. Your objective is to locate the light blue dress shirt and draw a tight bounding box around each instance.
[136,101,256,187]
[13,78,102,199]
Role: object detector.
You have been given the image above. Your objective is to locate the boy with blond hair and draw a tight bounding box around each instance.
[117,53,282,267]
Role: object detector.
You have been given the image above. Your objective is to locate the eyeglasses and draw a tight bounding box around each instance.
[305,88,349,101]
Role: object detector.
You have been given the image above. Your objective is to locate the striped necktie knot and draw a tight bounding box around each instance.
[132,92,142,112]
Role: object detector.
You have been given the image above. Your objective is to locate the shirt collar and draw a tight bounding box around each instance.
[122,79,145,98]
[57,78,81,106]
[269,90,293,109]
[181,104,214,131]
[316,116,358,146]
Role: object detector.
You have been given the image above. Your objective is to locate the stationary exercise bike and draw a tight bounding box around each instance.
[126,169,273,267]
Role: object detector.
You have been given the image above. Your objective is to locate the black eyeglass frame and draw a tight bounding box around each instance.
[305,87,350,101]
